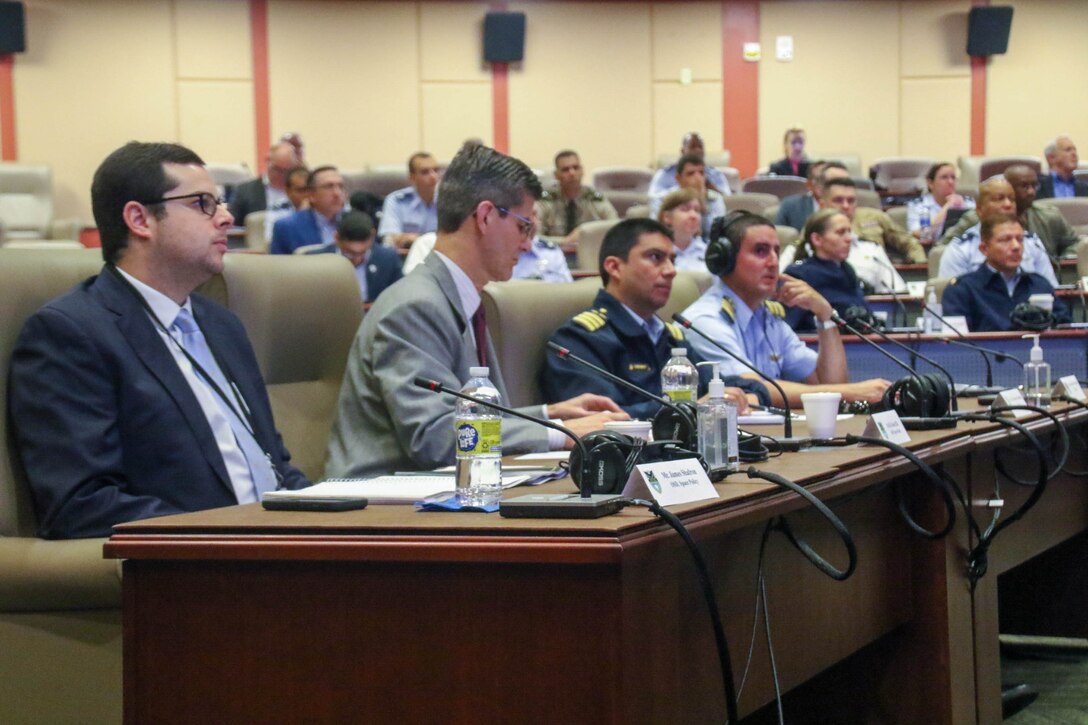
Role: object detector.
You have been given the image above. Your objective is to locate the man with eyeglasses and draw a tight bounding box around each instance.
[9,141,311,539]
[326,142,627,479]
[269,165,348,254]
[228,141,300,225]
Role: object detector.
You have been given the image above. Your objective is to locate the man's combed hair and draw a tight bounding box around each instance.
[91,141,204,264]
[436,143,542,233]
[980,212,1020,242]
[598,218,673,285]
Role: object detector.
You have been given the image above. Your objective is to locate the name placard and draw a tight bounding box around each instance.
[991,388,1030,418]
[622,458,719,507]
[1054,375,1086,403]
[860,410,911,444]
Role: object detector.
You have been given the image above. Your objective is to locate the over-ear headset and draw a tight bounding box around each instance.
[842,305,885,332]
[568,430,705,495]
[1009,303,1053,332]
[705,210,772,277]
[880,373,951,418]
[652,400,697,449]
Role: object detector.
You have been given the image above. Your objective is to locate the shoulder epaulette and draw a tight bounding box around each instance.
[393,189,412,201]
[536,237,558,250]
[948,277,958,285]
[665,322,684,341]
[720,297,736,323]
[764,300,786,318]
[541,188,556,201]
[572,307,608,332]
[588,189,606,202]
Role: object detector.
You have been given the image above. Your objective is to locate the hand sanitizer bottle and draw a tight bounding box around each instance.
[696,362,739,477]
[1022,334,1051,408]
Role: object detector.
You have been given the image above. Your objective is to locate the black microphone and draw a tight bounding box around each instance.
[546,342,696,449]
[413,377,627,518]
[672,313,811,450]
[917,300,997,389]
[841,313,959,412]
[829,314,956,427]
[862,253,911,327]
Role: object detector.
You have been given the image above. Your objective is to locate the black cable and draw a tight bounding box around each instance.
[744,467,858,581]
[625,498,740,724]
[1053,396,1088,477]
[842,434,957,539]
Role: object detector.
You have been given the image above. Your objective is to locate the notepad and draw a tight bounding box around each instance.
[264,475,529,505]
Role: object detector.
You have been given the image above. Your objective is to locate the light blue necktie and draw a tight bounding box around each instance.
[172,308,279,498]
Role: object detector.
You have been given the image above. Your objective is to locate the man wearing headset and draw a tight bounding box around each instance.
[540,218,771,418]
[681,211,891,408]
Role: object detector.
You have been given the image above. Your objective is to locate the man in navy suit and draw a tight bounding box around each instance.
[305,210,403,303]
[268,165,347,254]
[1037,136,1088,199]
[9,141,309,539]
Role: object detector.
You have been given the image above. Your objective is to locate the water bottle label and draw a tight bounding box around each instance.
[666,389,694,402]
[455,419,502,455]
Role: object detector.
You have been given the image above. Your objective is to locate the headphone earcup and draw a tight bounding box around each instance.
[652,400,698,448]
[569,431,638,495]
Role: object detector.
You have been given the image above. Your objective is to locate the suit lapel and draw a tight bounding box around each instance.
[95,271,235,493]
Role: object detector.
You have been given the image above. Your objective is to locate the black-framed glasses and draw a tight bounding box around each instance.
[141,192,226,217]
[496,206,536,239]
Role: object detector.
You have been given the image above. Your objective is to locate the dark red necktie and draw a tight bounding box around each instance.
[472,306,488,367]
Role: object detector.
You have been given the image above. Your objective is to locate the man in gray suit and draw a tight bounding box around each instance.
[325,143,626,479]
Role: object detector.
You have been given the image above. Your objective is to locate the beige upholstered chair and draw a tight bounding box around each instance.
[0,248,123,725]
[886,205,908,230]
[1040,198,1088,236]
[819,153,863,177]
[928,244,947,279]
[978,156,1042,182]
[930,276,954,302]
[211,254,362,482]
[206,163,253,198]
[592,167,653,193]
[718,166,741,194]
[776,226,800,249]
[741,175,807,199]
[856,188,883,210]
[604,190,649,218]
[0,163,81,241]
[1,239,84,249]
[342,167,410,198]
[243,210,270,251]
[1075,238,1088,279]
[625,204,650,219]
[574,218,622,271]
[662,270,713,322]
[870,157,935,195]
[723,192,778,216]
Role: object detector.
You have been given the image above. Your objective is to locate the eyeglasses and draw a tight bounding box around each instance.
[496,206,536,239]
[142,192,226,218]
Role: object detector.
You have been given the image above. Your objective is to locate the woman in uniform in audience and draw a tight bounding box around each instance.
[906,162,975,240]
[768,127,810,178]
[657,188,710,272]
[783,208,873,331]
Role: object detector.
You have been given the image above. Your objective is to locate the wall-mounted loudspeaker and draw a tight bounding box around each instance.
[967,6,1013,57]
[484,12,526,63]
[0,2,25,54]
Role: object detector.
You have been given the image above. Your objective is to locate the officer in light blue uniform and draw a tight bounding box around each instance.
[378,152,440,247]
[511,237,573,283]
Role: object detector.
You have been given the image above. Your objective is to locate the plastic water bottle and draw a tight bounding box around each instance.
[454,367,503,506]
[696,362,739,476]
[918,207,933,243]
[923,286,941,334]
[1022,334,1051,408]
[661,347,698,402]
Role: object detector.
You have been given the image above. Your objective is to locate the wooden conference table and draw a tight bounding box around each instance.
[105,406,1087,724]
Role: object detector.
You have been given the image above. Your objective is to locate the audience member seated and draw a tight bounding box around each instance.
[403,231,436,275]
[8,141,310,539]
[512,236,573,282]
[942,214,1070,331]
[937,177,1058,286]
[325,143,627,479]
[269,166,347,255]
[657,188,707,272]
[228,141,301,225]
[826,174,925,264]
[284,166,311,211]
[649,155,726,237]
[535,149,617,243]
[1037,135,1088,199]
[1004,164,1079,257]
[650,131,732,198]
[303,210,402,303]
[781,177,907,292]
[906,162,974,240]
[681,211,890,407]
[774,160,833,231]
[768,127,810,178]
[541,218,769,418]
[783,209,871,332]
[378,152,441,250]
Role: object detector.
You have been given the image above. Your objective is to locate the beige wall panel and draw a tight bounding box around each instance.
[507,2,652,170]
[652,82,722,160]
[267,1,420,169]
[651,2,721,82]
[420,1,490,82]
[17,0,177,222]
[175,0,252,80]
[758,1,900,172]
[421,83,492,162]
[987,0,1088,157]
[898,0,972,78]
[178,81,256,170]
[899,77,969,160]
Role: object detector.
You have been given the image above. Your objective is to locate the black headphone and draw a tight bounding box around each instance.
[705,210,770,277]
[842,305,886,332]
[880,373,951,418]
[651,400,698,449]
[568,430,706,495]
[1009,303,1053,332]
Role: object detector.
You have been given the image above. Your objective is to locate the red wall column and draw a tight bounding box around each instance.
[721,1,759,177]
[250,0,271,172]
[0,54,16,161]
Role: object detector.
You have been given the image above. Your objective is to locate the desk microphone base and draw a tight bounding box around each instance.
[500,493,627,519]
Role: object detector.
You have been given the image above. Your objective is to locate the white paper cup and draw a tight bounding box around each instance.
[801,392,842,439]
[603,419,653,441]
[1029,293,1054,311]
